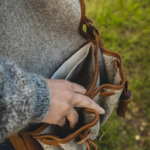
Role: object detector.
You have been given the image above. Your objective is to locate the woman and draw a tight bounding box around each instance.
[0,0,105,149]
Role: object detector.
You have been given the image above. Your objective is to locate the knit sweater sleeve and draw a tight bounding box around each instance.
[0,59,50,142]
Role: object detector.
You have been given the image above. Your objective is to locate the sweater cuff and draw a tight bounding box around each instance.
[30,74,50,122]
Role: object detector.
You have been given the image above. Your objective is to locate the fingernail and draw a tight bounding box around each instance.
[99,107,105,114]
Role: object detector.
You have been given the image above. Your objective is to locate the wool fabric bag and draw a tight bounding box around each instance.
[9,0,131,150]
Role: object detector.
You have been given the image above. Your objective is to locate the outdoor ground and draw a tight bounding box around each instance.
[85,0,150,149]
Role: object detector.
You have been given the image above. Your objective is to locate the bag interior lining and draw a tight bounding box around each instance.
[51,42,96,90]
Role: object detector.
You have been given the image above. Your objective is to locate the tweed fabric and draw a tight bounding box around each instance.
[98,48,108,85]
[93,53,123,126]
[38,113,100,150]
[39,140,87,150]
[102,54,122,85]
[0,0,86,148]
[60,140,87,150]
[93,88,123,126]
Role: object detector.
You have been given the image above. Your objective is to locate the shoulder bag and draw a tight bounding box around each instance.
[9,0,131,150]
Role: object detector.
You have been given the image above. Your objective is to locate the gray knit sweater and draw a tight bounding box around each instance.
[0,0,86,149]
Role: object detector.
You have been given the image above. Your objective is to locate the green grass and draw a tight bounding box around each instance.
[85,0,150,149]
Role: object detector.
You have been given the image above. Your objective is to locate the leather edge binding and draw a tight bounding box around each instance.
[31,109,99,144]
[78,0,87,39]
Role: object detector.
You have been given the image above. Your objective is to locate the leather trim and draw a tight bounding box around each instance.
[9,133,27,150]
[91,43,126,99]
[77,130,92,144]
[78,0,87,38]
[99,91,115,97]
[40,139,59,147]
[86,38,99,97]
[31,109,99,145]
[78,0,125,97]
[87,139,97,150]
[100,45,125,82]
[20,131,43,150]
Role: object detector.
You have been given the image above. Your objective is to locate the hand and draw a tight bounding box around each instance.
[42,79,105,128]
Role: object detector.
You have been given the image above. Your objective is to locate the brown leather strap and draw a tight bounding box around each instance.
[77,130,92,145]
[117,78,132,117]
[76,130,98,150]
[31,109,99,145]
[40,139,60,146]
[20,131,43,150]
[9,133,27,150]
[84,17,104,47]
[9,132,43,150]
[119,78,131,101]
[99,91,115,97]
[85,16,93,24]
[85,140,91,150]
[88,139,97,150]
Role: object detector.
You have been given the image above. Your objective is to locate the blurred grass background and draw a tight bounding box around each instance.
[84,0,150,149]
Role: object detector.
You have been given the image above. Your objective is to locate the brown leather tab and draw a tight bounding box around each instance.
[117,79,132,117]
[40,139,60,146]
[120,79,131,100]
[9,133,27,150]
[20,131,43,150]
[99,91,115,97]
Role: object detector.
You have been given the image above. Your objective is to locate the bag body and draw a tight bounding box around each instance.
[9,0,131,149]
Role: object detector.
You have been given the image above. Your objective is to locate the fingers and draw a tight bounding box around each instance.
[73,93,105,114]
[70,82,87,94]
[66,109,79,128]
[58,117,66,127]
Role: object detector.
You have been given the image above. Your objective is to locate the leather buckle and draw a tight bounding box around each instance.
[84,16,104,46]
[84,18,99,41]
[88,22,99,34]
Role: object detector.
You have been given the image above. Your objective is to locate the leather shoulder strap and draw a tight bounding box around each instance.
[9,133,27,150]
[9,132,43,150]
